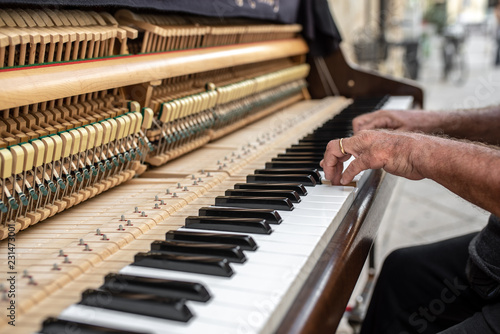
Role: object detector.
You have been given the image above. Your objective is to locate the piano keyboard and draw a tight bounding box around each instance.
[27,95,407,334]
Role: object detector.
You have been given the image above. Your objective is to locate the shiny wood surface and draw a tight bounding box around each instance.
[0,38,308,109]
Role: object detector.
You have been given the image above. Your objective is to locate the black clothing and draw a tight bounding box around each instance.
[360,231,500,334]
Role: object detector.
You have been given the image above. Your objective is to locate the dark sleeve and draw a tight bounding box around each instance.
[438,302,500,334]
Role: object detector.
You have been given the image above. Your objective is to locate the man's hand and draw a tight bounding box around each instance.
[352,109,442,134]
[320,130,426,185]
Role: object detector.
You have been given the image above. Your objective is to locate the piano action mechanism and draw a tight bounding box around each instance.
[0,5,423,334]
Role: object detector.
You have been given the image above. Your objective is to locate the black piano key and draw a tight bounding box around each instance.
[286,146,326,153]
[133,252,233,277]
[151,240,246,263]
[198,207,282,225]
[102,273,211,302]
[225,189,301,203]
[185,215,272,234]
[275,153,324,158]
[247,173,316,186]
[40,317,150,334]
[264,162,321,171]
[233,182,308,196]
[166,230,258,251]
[215,195,294,211]
[79,289,192,322]
[254,168,321,182]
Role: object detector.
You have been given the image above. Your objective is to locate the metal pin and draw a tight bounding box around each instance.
[207,172,211,177]
[101,234,108,240]
[198,177,203,182]
[23,270,29,278]
[52,263,60,270]
[172,192,178,198]
[141,211,147,217]
[223,163,227,168]
[28,277,36,285]
[218,165,223,170]
[59,250,65,257]
[118,224,125,231]
[231,159,234,163]
[183,186,188,191]
[217,160,221,165]
[154,203,159,209]
[177,183,182,188]
[155,195,159,201]
[63,256,71,264]
[201,169,205,174]
[120,215,126,221]
[193,180,198,185]
[224,156,228,161]
[126,220,133,226]
[84,244,91,251]
[96,228,101,236]
[166,188,171,194]
[134,207,140,213]
[79,238,85,245]
[160,200,165,205]
[191,174,196,180]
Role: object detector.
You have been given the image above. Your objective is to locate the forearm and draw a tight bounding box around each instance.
[414,136,500,217]
[427,106,500,144]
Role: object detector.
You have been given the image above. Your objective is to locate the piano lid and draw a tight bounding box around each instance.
[0,0,342,56]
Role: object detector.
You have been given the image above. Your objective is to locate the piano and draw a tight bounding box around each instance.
[0,2,423,333]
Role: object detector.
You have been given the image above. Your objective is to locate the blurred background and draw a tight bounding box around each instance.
[328,1,500,333]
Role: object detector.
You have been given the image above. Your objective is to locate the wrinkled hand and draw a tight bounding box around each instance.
[320,130,426,185]
[352,109,439,134]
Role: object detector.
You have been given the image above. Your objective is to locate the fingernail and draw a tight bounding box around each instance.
[340,178,345,185]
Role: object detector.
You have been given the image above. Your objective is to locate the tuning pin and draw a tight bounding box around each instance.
[154,203,160,209]
[154,195,159,201]
[79,238,85,246]
[23,270,29,278]
[101,234,109,241]
[183,186,188,191]
[160,200,165,205]
[28,276,37,285]
[58,250,65,257]
[52,263,60,271]
[84,244,92,251]
[120,215,126,221]
[193,180,198,185]
[141,211,147,217]
[172,192,178,198]
[177,183,182,189]
[191,174,196,180]
[118,224,125,231]
[166,188,171,194]
[126,220,133,226]
[63,256,71,264]
[96,229,101,236]
[134,207,140,213]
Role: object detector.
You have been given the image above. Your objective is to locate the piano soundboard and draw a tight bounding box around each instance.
[0,4,420,334]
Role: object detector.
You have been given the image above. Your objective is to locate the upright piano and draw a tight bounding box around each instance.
[0,1,423,333]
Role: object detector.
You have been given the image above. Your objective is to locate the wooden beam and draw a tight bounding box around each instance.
[0,38,309,109]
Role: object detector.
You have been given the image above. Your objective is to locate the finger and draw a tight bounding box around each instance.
[340,157,369,185]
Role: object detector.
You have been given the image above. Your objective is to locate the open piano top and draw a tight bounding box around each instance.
[0,1,423,333]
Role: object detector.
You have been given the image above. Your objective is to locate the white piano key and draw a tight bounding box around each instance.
[120,265,293,295]
[59,304,244,334]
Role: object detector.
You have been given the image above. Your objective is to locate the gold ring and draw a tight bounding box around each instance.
[339,138,346,155]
